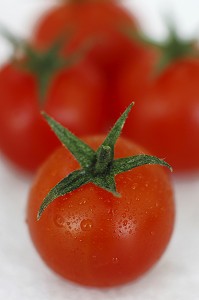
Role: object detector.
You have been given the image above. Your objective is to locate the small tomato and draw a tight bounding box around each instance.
[0,42,106,173]
[27,104,175,287]
[32,1,139,72]
[114,28,199,171]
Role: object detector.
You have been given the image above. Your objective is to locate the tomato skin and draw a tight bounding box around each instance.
[32,2,139,72]
[114,47,158,111]
[27,136,175,287]
[115,51,199,171]
[0,62,106,173]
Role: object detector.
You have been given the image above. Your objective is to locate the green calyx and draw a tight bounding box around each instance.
[1,27,91,102]
[24,40,93,102]
[126,22,198,74]
[22,39,71,102]
[37,103,172,220]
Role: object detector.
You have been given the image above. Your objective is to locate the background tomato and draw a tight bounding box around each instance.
[114,36,199,171]
[27,135,175,287]
[1,1,199,299]
[32,1,140,74]
[0,61,106,173]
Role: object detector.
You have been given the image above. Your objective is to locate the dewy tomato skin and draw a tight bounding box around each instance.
[0,61,106,173]
[27,136,175,287]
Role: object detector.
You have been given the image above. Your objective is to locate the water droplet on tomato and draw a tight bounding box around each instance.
[54,215,65,228]
[123,220,128,226]
[112,257,119,264]
[80,219,93,231]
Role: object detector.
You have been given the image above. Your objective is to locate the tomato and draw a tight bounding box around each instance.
[32,1,139,73]
[27,135,174,287]
[113,47,158,112]
[115,54,199,171]
[0,60,106,173]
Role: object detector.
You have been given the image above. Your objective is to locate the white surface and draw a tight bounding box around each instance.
[0,1,199,299]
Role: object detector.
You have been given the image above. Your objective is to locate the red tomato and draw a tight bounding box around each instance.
[113,47,158,112]
[32,1,139,73]
[115,45,199,171]
[0,61,106,173]
[27,135,174,287]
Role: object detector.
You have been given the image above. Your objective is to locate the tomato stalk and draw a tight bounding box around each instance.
[125,22,198,73]
[94,145,113,175]
[38,103,172,220]
[1,27,92,101]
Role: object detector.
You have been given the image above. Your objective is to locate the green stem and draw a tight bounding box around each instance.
[125,23,198,73]
[1,27,92,104]
[94,146,112,175]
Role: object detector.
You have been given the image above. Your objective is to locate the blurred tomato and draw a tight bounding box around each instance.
[32,1,139,73]
[114,42,199,171]
[0,60,106,173]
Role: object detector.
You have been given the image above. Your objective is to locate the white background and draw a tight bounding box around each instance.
[0,1,199,299]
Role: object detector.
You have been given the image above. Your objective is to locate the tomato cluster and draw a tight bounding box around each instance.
[1,0,198,172]
[4,0,196,289]
[0,0,140,173]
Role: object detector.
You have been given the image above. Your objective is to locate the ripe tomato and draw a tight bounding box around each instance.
[27,135,174,287]
[113,47,158,112]
[32,1,139,73]
[0,61,106,173]
[115,55,199,171]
